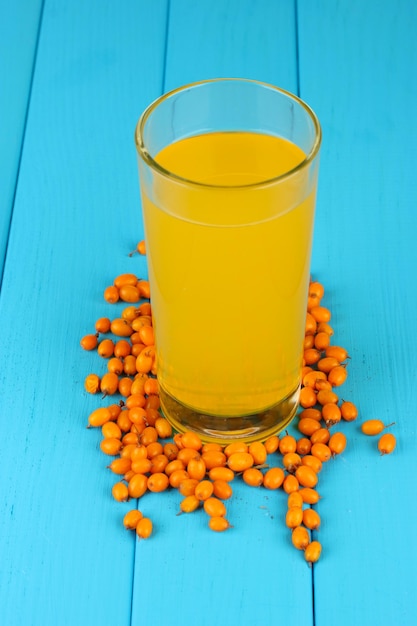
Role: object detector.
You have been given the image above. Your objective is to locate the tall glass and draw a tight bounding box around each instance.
[135,79,321,443]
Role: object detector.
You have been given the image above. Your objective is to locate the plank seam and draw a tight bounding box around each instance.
[161,0,171,94]
[294,0,301,97]
[0,0,46,294]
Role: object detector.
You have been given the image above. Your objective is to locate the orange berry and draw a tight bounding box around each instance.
[212,479,233,500]
[340,401,358,422]
[128,473,148,498]
[304,540,322,564]
[179,495,200,513]
[298,417,322,437]
[286,506,303,529]
[310,442,332,463]
[248,441,267,465]
[378,433,396,455]
[208,467,235,482]
[278,435,297,455]
[147,472,169,493]
[123,509,143,530]
[327,365,348,387]
[299,487,321,505]
[227,452,254,473]
[302,508,321,530]
[299,386,317,409]
[264,435,280,454]
[208,517,232,532]
[111,482,129,502]
[328,432,347,456]
[80,333,98,351]
[283,474,300,494]
[295,465,318,489]
[263,467,285,490]
[136,517,153,539]
[104,285,119,304]
[194,480,214,501]
[292,526,310,551]
[100,437,123,456]
[242,467,264,487]
[203,497,226,517]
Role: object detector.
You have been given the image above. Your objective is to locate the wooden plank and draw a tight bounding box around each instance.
[0,1,168,624]
[297,0,417,623]
[0,0,43,278]
[131,3,315,626]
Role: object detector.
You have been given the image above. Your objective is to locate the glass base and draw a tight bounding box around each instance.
[159,385,300,445]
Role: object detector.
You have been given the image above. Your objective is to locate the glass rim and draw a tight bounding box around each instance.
[134,78,322,190]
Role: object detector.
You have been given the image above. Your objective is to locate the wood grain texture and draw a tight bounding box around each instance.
[0,1,168,624]
[297,0,417,623]
[0,0,43,278]
[131,3,314,625]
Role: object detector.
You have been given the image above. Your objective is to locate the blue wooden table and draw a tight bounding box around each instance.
[1,2,416,625]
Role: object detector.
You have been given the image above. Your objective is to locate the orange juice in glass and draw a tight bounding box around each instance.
[135,79,321,443]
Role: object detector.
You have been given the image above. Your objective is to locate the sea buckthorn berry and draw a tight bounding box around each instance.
[114,273,138,289]
[299,408,322,422]
[150,444,169,474]
[304,335,315,350]
[178,479,199,497]
[322,403,342,427]
[328,365,348,387]
[111,318,133,337]
[164,459,185,476]
[303,349,321,366]
[309,281,325,299]
[282,452,302,473]
[301,455,323,474]
[203,497,226,518]
[278,434,297,455]
[131,457,152,475]
[283,474,300,494]
[122,432,139,446]
[98,338,115,358]
[201,450,227,470]
[169,469,189,488]
[325,345,349,362]
[310,428,331,445]
[179,495,200,514]
[288,491,303,509]
[264,435,280,454]
[305,312,317,335]
[314,331,331,351]
[146,441,163,459]
[104,285,119,304]
[242,468,264,487]
[286,507,303,529]
[147,472,169,493]
[224,442,248,457]
[315,379,332,392]
[248,441,267,466]
[128,406,147,427]
[122,306,139,322]
[120,444,138,460]
[311,443,332,463]
[136,517,153,539]
[295,465,318,489]
[208,517,232,532]
[144,395,160,410]
[328,432,347,456]
[114,340,132,359]
[123,355,137,376]
[227,452,254,473]
[194,480,214,501]
[163,443,179,461]
[80,333,98,351]
[112,482,129,502]
[208,467,235,483]
[119,284,141,303]
[107,357,124,375]
[304,540,322,564]
[378,433,396,455]
[118,377,133,397]
[292,526,310,551]
[310,306,331,323]
[131,316,152,331]
[138,325,155,347]
[108,458,132,475]
[212,480,233,500]
[361,419,394,436]
[303,370,327,388]
[263,467,285,490]
[100,437,123,456]
[123,509,143,530]
[298,417,322,437]
[84,373,101,394]
[137,280,151,299]
[145,407,160,425]
[317,357,340,373]
[177,447,200,465]
[136,347,155,374]
[128,473,148,498]
[102,421,122,439]
[299,487,321,505]
[317,321,334,336]
[316,389,339,405]
[140,426,158,446]
[100,372,119,396]
[187,456,207,481]
[137,240,146,255]
[307,294,321,310]
[144,378,159,396]
[154,417,172,439]
[340,401,358,422]
[87,407,112,428]
[95,317,111,333]
[299,387,317,409]
[131,445,148,462]
[296,437,312,456]
[302,508,321,530]
[180,431,203,451]
[130,375,148,396]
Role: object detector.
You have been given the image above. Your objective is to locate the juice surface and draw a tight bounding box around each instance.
[141,132,316,416]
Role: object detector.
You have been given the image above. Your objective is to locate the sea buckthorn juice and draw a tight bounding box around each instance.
[135,79,321,443]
